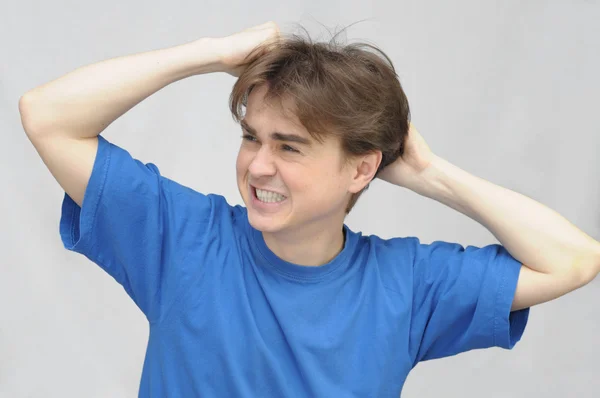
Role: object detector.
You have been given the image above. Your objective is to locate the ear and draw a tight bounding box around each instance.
[348,151,383,194]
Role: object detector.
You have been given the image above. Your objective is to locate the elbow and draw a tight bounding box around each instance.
[573,244,600,288]
[19,91,37,116]
[19,92,44,137]
[19,93,36,134]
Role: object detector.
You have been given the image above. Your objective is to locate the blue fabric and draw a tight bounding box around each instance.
[59,134,529,397]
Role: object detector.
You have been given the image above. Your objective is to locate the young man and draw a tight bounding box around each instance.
[20,21,600,397]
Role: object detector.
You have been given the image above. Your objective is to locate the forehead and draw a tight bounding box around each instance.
[245,85,302,127]
[243,85,343,153]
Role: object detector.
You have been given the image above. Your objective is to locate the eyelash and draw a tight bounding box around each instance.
[241,133,300,153]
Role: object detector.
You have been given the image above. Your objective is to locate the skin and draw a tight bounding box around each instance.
[379,124,600,310]
[236,85,600,310]
[236,84,381,266]
[228,21,600,311]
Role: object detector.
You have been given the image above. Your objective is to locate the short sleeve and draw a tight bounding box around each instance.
[409,239,529,364]
[59,134,216,323]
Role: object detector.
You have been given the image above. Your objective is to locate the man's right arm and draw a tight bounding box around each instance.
[18,38,225,207]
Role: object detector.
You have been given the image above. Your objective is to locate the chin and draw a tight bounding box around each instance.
[246,210,288,234]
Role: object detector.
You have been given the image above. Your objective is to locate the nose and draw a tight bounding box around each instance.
[248,145,277,177]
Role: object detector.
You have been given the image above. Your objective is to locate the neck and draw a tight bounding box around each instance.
[262,220,346,267]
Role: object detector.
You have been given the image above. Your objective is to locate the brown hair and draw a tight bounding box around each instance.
[229,27,411,214]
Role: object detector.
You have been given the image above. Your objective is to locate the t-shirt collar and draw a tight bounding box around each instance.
[248,220,359,283]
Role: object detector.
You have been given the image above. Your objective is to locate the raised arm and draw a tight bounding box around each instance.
[18,37,228,207]
[19,21,280,206]
[379,124,600,311]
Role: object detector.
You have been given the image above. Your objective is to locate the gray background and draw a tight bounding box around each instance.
[3,0,599,397]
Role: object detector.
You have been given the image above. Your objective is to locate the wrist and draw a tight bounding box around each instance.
[182,37,228,76]
[412,155,475,217]
[201,36,245,76]
[409,155,451,198]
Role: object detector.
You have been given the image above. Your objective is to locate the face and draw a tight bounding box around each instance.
[236,85,362,235]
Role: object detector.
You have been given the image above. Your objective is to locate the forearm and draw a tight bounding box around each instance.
[19,38,223,139]
[416,155,600,281]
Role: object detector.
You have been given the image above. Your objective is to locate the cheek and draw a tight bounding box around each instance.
[292,165,347,201]
[323,165,353,199]
[236,151,250,175]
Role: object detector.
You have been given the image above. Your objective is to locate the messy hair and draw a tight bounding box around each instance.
[229,26,410,214]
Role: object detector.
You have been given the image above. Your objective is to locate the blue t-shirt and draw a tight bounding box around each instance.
[59,135,529,397]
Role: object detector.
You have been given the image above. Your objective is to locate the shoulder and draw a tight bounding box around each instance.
[353,231,421,293]
[360,232,421,258]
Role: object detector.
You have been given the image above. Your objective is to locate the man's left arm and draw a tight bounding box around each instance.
[378,124,600,311]
[413,154,600,311]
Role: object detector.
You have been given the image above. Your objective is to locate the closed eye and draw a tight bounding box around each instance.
[241,134,257,142]
[242,133,300,154]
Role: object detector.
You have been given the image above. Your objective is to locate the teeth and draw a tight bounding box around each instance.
[256,188,286,203]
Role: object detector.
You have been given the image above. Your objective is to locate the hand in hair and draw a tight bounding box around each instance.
[213,21,281,77]
[377,123,435,190]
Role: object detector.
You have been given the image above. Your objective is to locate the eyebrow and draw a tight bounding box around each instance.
[241,120,312,146]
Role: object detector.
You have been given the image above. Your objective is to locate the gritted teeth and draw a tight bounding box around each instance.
[255,188,286,203]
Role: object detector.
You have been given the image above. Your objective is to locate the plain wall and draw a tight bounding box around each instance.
[2,0,599,396]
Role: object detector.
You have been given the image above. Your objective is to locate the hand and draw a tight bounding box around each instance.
[214,21,281,77]
[377,123,436,189]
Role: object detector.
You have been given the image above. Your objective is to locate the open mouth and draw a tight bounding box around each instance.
[251,185,287,205]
